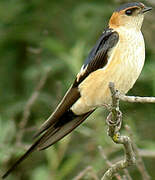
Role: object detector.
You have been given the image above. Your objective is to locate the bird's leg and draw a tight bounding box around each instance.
[106,109,122,139]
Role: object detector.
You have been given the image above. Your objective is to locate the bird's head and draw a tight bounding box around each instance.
[109,2,152,30]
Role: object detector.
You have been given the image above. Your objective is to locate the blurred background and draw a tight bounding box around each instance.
[0,0,155,179]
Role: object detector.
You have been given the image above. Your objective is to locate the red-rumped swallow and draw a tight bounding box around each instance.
[2,2,152,178]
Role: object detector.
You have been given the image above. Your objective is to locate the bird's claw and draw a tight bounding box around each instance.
[106,109,122,136]
[106,110,122,127]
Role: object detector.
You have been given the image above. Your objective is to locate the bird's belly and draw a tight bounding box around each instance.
[71,32,145,115]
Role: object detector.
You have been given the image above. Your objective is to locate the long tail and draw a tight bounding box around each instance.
[2,109,95,179]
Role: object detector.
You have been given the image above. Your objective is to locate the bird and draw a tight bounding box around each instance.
[2,2,152,179]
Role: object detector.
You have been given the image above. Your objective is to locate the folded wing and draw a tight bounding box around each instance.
[2,28,119,179]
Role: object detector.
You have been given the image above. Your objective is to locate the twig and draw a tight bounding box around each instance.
[123,169,132,180]
[20,69,51,128]
[139,149,155,158]
[125,125,151,180]
[98,146,132,180]
[119,94,155,103]
[101,82,136,180]
[16,69,51,146]
[73,166,99,180]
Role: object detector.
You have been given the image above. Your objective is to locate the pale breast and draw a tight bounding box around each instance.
[71,28,145,115]
[108,28,145,92]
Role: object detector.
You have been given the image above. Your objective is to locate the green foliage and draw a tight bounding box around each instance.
[0,0,155,179]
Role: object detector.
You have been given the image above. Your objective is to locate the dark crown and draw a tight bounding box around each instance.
[115,2,143,12]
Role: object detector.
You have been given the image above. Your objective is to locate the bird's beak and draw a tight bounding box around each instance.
[142,6,152,13]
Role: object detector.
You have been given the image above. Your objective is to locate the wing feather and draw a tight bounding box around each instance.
[2,110,95,179]
[34,28,119,138]
[37,110,95,150]
[2,27,119,179]
[73,29,119,87]
[34,85,80,137]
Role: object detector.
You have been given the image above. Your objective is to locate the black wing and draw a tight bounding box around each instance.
[73,28,119,87]
[35,28,119,136]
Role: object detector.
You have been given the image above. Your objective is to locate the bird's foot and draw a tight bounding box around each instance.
[106,109,122,137]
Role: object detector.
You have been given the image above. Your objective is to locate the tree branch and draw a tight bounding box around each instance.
[98,146,132,180]
[101,82,136,180]
[73,166,99,180]
[119,94,155,103]
[15,69,51,147]
[125,125,151,180]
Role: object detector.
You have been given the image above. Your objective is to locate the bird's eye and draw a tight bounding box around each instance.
[125,9,132,16]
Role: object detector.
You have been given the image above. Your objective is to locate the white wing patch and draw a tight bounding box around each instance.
[76,65,88,82]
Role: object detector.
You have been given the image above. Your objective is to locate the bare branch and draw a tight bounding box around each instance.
[73,166,99,180]
[139,149,155,158]
[101,82,136,180]
[119,94,155,103]
[125,125,151,180]
[98,146,132,180]
[20,69,51,129]
[16,69,51,147]
[101,136,135,180]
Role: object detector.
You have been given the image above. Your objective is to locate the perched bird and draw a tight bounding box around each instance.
[2,2,152,179]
